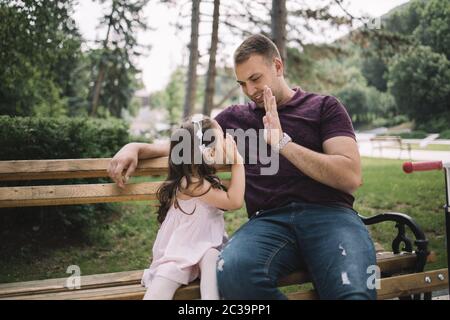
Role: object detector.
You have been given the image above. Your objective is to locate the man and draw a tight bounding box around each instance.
[108,34,377,300]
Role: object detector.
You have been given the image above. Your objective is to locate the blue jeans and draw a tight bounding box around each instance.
[216,202,377,300]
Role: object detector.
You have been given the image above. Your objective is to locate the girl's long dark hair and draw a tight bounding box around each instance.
[156,116,225,224]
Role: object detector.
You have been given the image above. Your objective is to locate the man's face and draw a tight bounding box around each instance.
[235,54,282,108]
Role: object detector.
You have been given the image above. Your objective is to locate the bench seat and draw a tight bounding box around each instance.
[1,251,444,300]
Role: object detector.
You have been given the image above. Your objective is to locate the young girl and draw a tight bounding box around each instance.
[141,114,245,300]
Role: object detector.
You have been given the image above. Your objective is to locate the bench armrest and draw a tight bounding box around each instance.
[359,212,429,273]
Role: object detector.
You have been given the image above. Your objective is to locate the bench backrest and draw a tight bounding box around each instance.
[0,158,230,208]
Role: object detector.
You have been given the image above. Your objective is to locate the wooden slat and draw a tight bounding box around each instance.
[0,158,231,181]
[0,182,160,208]
[285,268,449,300]
[1,284,146,300]
[378,268,448,299]
[278,251,436,287]
[1,282,200,300]
[0,270,144,298]
[0,178,232,208]
[10,269,447,300]
[0,251,435,299]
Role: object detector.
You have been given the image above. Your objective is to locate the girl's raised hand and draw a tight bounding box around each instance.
[224,133,243,165]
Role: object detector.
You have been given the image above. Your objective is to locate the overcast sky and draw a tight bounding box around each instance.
[73,0,409,93]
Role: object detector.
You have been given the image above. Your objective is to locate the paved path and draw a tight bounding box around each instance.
[356,133,450,162]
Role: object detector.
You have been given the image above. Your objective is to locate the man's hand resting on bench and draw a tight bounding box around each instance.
[108,142,170,188]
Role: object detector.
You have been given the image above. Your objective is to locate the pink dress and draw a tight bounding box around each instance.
[141,196,227,286]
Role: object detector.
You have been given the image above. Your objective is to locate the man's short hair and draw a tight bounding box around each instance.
[234,34,281,65]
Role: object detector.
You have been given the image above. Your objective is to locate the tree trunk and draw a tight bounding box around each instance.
[90,66,105,117]
[271,0,287,70]
[203,0,220,116]
[183,0,201,118]
[90,2,115,117]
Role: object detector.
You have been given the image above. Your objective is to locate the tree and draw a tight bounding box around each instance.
[286,43,360,94]
[414,0,450,59]
[0,0,83,116]
[203,0,220,116]
[387,46,450,125]
[90,0,149,118]
[335,82,370,126]
[183,0,201,118]
[271,0,287,64]
[383,0,425,36]
[361,56,388,92]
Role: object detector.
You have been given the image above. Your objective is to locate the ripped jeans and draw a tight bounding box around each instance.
[216,202,377,300]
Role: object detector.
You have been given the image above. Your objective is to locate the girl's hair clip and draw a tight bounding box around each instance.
[191,114,206,153]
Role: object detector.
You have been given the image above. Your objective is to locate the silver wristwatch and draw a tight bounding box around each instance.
[272,132,292,153]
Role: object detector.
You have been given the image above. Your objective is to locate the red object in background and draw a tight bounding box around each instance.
[403,161,443,173]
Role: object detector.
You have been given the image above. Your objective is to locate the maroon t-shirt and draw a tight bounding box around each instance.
[214,87,356,218]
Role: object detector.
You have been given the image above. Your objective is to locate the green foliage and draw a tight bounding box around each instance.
[355,158,446,270]
[91,48,140,118]
[383,0,425,35]
[416,116,450,134]
[439,130,450,139]
[0,116,130,243]
[361,56,388,92]
[372,115,409,128]
[335,82,370,126]
[414,0,450,59]
[334,80,397,128]
[387,46,450,126]
[89,0,149,118]
[397,130,428,139]
[0,116,130,160]
[0,0,86,116]
[286,44,364,94]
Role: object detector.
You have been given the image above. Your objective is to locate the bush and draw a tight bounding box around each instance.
[398,130,428,139]
[387,46,450,125]
[0,116,130,250]
[372,115,409,128]
[0,116,130,160]
[416,115,450,133]
[439,129,450,139]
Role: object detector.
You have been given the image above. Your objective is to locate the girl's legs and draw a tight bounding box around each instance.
[143,276,182,300]
[199,248,220,300]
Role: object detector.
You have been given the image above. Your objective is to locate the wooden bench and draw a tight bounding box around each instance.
[0,158,448,300]
[370,136,412,159]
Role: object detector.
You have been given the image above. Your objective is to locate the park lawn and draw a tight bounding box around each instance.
[409,144,450,152]
[354,158,446,271]
[385,143,450,152]
[0,157,446,285]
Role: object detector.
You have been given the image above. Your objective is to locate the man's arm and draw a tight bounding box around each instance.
[262,85,361,195]
[280,136,362,194]
[108,142,170,188]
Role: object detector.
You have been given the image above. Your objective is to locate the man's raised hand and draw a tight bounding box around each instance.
[262,85,283,147]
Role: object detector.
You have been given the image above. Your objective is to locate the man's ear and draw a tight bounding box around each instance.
[274,57,284,76]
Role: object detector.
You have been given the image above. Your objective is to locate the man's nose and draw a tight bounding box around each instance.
[247,84,257,97]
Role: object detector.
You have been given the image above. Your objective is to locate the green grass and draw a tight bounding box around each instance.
[0,158,447,284]
[354,158,447,270]
[385,143,450,152]
[409,144,450,152]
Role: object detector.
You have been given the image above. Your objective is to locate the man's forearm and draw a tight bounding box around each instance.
[130,142,170,159]
[279,142,362,194]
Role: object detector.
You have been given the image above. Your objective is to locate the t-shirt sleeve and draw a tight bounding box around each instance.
[320,96,356,142]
